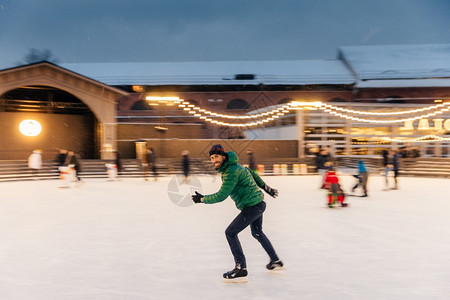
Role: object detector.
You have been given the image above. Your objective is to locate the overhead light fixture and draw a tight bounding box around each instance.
[19,120,42,136]
[146,96,180,102]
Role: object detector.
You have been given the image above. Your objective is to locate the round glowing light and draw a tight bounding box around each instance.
[19,120,42,136]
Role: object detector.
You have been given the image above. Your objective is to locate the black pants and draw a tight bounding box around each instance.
[225,201,279,269]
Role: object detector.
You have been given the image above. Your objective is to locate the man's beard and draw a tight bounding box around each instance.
[214,161,223,170]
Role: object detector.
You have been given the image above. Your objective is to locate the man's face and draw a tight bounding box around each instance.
[210,154,225,170]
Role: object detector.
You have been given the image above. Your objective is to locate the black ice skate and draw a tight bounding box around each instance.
[266,260,285,271]
[222,264,248,283]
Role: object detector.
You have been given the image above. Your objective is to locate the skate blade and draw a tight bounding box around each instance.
[222,276,248,283]
[268,266,287,272]
[324,205,346,209]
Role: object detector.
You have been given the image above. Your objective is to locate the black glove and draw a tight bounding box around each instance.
[192,191,204,203]
[263,185,278,198]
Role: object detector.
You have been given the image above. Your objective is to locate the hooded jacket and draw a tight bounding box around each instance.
[324,170,339,187]
[358,160,367,173]
[202,151,265,210]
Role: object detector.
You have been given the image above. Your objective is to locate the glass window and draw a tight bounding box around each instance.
[227,99,249,110]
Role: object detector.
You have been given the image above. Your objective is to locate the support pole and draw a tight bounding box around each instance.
[296,109,305,159]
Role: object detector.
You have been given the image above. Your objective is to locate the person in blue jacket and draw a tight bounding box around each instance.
[352,160,368,197]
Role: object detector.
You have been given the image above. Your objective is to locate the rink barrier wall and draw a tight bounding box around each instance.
[2,157,450,182]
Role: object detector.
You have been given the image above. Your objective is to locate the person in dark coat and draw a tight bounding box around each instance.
[246,148,257,172]
[315,148,331,188]
[114,151,122,174]
[146,147,157,181]
[383,149,399,190]
[389,150,399,189]
[56,149,68,166]
[382,149,389,168]
[181,150,190,183]
[68,151,82,182]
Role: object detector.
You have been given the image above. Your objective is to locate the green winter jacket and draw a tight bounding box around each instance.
[202,151,266,210]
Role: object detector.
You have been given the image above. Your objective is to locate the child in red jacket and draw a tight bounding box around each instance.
[324,167,348,208]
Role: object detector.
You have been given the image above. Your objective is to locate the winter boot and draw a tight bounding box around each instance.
[223,264,248,283]
[266,260,285,271]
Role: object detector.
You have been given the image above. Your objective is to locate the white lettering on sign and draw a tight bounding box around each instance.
[400,119,450,131]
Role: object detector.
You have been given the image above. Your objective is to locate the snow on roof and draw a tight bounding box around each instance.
[60,60,355,86]
[59,44,450,88]
[339,44,450,80]
[356,78,450,88]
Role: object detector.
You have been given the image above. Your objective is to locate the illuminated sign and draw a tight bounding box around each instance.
[400,119,450,131]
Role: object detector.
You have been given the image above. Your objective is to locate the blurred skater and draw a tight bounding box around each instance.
[247,148,257,173]
[28,149,42,179]
[383,150,399,190]
[324,166,348,208]
[145,147,158,181]
[68,151,82,183]
[114,150,122,176]
[56,149,68,166]
[181,150,190,183]
[352,160,368,197]
[316,148,331,188]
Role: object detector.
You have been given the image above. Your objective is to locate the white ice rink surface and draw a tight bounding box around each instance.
[1,174,449,300]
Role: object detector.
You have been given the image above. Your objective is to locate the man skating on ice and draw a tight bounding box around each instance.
[192,144,283,283]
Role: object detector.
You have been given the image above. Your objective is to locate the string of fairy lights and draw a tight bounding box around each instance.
[380,135,450,143]
[349,135,450,145]
[319,102,450,124]
[146,96,450,143]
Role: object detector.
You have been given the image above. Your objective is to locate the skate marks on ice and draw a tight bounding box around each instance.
[266,266,288,280]
[347,194,368,198]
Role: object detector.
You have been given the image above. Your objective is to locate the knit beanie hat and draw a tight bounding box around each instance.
[209,144,226,156]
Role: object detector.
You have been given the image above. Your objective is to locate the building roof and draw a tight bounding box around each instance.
[356,78,450,88]
[57,44,450,89]
[60,60,355,86]
[338,43,450,81]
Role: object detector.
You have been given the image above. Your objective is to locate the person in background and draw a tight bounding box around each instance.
[56,149,68,166]
[384,150,399,190]
[143,148,150,181]
[28,149,42,179]
[324,165,348,208]
[316,147,331,189]
[181,150,190,183]
[247,148,257,173]
[352,160,368,197]
[114,150,122,175]
[68,151,82,183]
[146,147,157,181]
